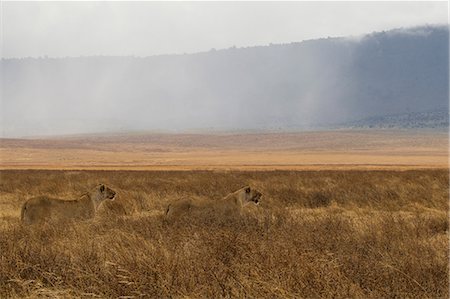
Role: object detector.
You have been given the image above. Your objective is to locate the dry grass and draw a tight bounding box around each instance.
[0,169,448,298]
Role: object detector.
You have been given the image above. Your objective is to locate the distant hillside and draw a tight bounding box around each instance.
[1,25,448,137]
[338,109,449,130]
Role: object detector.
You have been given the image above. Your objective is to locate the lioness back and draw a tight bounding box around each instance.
[165,197,220,219]
[21,184,116,225]
[21,196,95,224]
[164,186,262,221]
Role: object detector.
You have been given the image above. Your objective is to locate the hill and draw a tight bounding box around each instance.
[1,25,448,137]
[339,109,449,130]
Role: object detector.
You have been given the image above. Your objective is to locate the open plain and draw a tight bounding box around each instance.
[0,130,447,170]
[0,131,448,298]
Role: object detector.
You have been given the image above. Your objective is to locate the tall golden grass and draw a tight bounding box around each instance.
[0,170,448,298]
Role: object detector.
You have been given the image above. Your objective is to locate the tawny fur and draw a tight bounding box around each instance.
[165,186,262,219]
[21,184,116,224]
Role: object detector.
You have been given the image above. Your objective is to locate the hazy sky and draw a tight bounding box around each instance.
[1,1,447,58]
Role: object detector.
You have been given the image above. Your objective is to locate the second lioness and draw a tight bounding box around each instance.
[165,186,262,219]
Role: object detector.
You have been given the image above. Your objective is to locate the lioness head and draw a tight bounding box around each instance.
[239,186,262,205]
[96,184,116,201]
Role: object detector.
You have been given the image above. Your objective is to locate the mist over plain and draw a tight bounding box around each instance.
[1,26,448,137]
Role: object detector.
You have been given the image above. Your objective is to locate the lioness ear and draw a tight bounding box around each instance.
[100,185,105,192]
[245,187,251,193]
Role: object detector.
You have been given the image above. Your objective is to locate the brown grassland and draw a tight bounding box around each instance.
[0,169,448,298]
[1,131,447,170]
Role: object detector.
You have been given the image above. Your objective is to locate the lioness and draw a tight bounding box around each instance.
[165,186,262,219]
[21,184,116,224]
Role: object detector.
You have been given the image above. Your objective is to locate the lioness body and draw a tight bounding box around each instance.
[21,184,116,224]
[166,186,262,219]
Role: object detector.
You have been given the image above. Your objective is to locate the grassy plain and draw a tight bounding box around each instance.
[0,131,448,297]
[0,169,448,298]
[0,130,447,170]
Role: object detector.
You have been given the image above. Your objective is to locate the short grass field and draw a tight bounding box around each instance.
[1,131,447,170]
[0,169,448,298]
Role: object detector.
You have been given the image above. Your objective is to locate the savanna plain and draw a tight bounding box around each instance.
[0,169,448,298]
[0,131,448,298]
